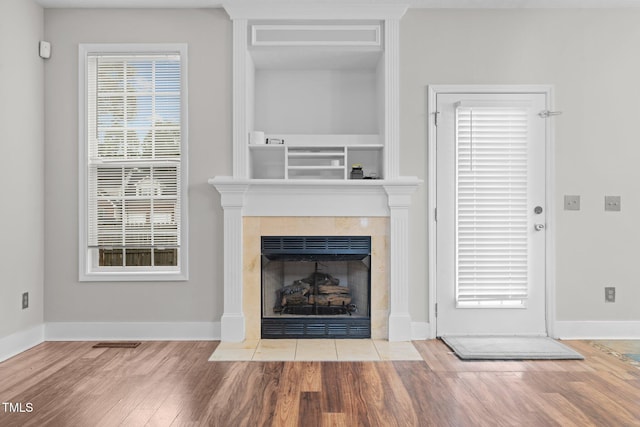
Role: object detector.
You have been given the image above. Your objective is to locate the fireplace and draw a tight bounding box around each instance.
[210,183,421,342]
[261,236,371,338]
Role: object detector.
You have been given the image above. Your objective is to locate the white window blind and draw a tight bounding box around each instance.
[455,103,529,306]
[86,53,182,269]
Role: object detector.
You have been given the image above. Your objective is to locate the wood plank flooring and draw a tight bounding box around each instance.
[0,340,639,426]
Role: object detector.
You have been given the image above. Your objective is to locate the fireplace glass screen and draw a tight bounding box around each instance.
[261,236,371,338]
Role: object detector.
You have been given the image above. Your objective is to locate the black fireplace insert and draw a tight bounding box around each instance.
[261,236,371,339]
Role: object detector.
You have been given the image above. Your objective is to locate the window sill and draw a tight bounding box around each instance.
[79,270,188,282]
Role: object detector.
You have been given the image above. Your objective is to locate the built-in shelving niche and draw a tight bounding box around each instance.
[246,21,386,180]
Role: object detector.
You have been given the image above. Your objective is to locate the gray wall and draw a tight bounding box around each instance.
[42,7,640,327]
[44,9,231,323]
[402,9,640,322]
[0,0,44,339]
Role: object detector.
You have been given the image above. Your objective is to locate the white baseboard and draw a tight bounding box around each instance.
[18,320,636,356]
[45,322,221,341]
[0,324,45,362]
[554,321,640,339]
[411,321,432,340]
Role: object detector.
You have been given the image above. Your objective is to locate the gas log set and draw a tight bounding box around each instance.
[275,270,357,316]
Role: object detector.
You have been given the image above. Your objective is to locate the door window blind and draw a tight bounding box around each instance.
[455,103,529,305]
[87,54,182,267]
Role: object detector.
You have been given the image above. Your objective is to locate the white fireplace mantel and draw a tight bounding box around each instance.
[209,177,421,341]
[210,176,421,217]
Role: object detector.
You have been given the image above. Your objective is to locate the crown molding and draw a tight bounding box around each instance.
[34,0,640,9]
[224,3,408,20]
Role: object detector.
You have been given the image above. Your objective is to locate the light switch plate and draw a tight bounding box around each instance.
[564,195,580,211]
[605,196,621,212]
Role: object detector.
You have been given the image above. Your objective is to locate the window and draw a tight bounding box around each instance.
[455,102,529,306]
[79,44,188,281]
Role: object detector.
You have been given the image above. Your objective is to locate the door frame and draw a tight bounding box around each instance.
[427,85,557,338]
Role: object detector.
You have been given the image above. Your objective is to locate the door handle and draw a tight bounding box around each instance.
[534,224,545,231]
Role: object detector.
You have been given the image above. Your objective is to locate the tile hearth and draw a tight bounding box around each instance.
[208,339,423,362]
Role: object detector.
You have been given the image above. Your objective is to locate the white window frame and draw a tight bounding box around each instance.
[78,43,189,282]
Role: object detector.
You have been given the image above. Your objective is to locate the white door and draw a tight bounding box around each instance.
[435,90,548,336]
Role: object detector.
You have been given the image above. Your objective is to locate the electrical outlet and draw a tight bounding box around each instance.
[605,196,621,212]
[564,195,580,211]
[605,287,615,303]
[22,292,29,309]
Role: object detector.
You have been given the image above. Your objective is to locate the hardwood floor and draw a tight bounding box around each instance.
[0,340,639,426]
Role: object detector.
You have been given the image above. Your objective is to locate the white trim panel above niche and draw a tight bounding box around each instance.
[252,25,381,47]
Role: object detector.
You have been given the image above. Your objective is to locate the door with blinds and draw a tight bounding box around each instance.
[435,91,548,336]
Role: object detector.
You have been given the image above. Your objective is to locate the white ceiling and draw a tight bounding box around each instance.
[33,0,640,9]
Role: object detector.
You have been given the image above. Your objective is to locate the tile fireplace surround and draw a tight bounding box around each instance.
[210,178,421,342]
[244,216,388,340]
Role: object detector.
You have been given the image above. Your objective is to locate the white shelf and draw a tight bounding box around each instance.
[287,166,344,170]
[288,154,344,160]
[261,134,380,146]
[248,144,284,150]
[348,144,384,150]
[249,144,382,149]
[249,141,383,180]
[286,145,346,179]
